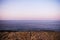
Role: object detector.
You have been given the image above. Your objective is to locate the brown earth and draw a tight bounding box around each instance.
[0,32,60,40]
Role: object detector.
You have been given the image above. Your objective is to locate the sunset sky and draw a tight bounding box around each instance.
[0,0,60,20]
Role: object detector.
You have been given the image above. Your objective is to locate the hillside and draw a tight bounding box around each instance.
[0,31,60,40]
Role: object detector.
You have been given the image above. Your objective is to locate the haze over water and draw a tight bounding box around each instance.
[0,20,60,31]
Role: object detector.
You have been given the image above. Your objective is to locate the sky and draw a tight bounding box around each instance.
[0,0,60,20]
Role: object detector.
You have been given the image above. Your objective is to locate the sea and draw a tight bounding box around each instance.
[0,20,60,31]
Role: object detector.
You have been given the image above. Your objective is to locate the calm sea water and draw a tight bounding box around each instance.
[0,20,60,31]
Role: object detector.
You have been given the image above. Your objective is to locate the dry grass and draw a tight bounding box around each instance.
[31,32,60,40]
[0,32,60,40]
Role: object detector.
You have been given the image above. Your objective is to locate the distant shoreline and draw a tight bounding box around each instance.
[0,30,57,32]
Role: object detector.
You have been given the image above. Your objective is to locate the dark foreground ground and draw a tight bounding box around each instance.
[0,31,60,40]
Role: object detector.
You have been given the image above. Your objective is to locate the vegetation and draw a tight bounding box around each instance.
[0,31,60,40]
